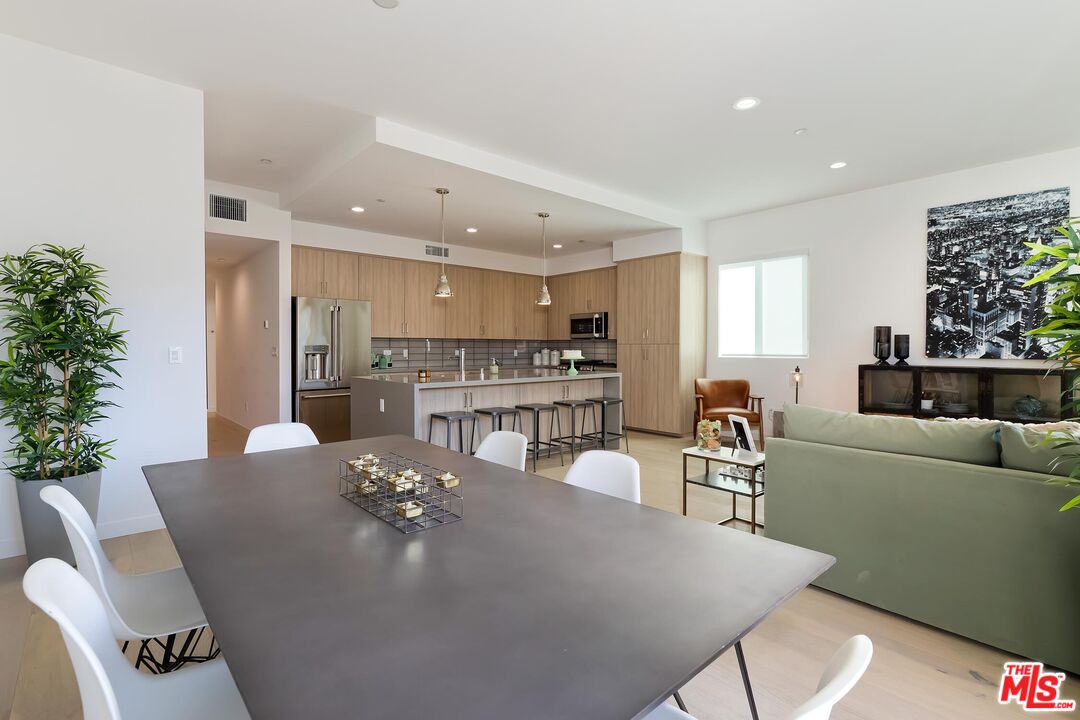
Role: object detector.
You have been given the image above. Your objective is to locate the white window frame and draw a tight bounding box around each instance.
[717,252,808,358]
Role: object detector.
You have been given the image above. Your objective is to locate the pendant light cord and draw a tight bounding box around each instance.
[541,213,547,283]
[440,190,447,274]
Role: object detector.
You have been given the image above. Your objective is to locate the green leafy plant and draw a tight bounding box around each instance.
[1023,217,1080,511]
[0,245,127,480]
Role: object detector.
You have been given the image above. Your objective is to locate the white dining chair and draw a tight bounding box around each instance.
[23,558,250,720]
[644,635,873,720]
[563,450,640,503]
[243,422,319,453]
[788,635,873,720]
[473,431,528,471]
[40,485,215,673]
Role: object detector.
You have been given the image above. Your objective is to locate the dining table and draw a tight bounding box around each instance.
[143,434,834,720]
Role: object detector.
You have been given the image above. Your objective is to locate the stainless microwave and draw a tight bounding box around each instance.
[570,312,608,339]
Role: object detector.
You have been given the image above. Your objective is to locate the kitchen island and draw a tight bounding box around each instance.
[351,369,622,451]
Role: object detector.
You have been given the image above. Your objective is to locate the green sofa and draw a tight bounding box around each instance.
[765,404,1080,674]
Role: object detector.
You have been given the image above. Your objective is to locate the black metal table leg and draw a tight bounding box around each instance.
[735,641,759,720]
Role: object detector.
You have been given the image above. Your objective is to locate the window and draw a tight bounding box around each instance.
[717,254,807,357]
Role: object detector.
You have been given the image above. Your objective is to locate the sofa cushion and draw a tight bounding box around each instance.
[782,403,1001,466]
[1000,423,1080,478]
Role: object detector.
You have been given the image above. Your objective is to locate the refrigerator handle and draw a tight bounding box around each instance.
[335,304,344,381]
[328,305,337,381]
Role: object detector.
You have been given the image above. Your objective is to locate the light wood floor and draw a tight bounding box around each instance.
[2,422,1073,719]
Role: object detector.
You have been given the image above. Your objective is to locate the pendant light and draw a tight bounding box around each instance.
[434,187,453,298]
[536,212,552,306]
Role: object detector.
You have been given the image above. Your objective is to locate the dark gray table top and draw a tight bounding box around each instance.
[144,435,833,720]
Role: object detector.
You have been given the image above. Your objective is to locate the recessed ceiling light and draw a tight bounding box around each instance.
[829,161,847,169]
[373,0,399,7]
[552,244,563,249]
[732,97,760,111]
[793,128,807,136]
[376,198,386,203]
[465,227,478,233]
[259,158,273,165]
[351,206,365,213]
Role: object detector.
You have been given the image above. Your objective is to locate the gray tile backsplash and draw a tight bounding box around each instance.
[370,338,617,371]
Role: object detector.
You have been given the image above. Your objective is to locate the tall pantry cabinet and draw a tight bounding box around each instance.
[617,253,706,435]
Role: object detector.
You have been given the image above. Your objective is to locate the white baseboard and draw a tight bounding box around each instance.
[0,537,26,561]
[97,512,165,540]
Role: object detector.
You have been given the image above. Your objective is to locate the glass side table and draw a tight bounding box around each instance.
[682,445,766,533]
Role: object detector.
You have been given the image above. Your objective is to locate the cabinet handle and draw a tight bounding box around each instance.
[464,392,468,408]
[469,392,473,408]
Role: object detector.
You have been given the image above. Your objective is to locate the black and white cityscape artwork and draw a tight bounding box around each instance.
[926,186,1070,359]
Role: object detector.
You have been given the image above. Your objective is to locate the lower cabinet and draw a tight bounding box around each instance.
[619,344,687,435]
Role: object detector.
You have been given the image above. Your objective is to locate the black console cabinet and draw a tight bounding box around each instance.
[858,364,1070,423]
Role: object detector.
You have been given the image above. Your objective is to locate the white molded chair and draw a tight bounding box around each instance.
[23,558,250,720]
[243,422,319,454]
[788,635,873,720]
[40,485,214,672]
[473,431,528,471]
[563,450,640,503]
[644,635,873,720]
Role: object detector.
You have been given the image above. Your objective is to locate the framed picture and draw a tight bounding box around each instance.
[730,415,757,454]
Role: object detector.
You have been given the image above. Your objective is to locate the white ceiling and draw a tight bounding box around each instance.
[205,232,274,268]
[4,0,1080,227]
[288,142,670,256]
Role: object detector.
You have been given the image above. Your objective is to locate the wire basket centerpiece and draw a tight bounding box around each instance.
[339,451,463,533]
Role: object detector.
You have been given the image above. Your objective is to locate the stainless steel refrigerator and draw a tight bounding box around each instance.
[292,297,371,443]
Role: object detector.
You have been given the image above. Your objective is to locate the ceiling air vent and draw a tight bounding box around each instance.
[425,245,449,258]
[208,194,247,222]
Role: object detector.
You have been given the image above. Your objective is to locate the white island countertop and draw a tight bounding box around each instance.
[355,369,619,389]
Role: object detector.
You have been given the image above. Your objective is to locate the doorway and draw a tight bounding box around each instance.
[205,233,280,456]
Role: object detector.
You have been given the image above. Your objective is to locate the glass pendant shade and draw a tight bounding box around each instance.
[536,211,551,306]
[434,273,452,298]
[536,283,551,306]
[433,187,453,297]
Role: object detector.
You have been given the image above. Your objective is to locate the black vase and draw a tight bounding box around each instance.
[894,334,910,366]
[873,326,892,365]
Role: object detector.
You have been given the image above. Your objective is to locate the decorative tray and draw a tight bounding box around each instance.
[339,452,463,534]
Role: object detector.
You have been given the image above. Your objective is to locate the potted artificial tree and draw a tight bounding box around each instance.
[1024,217,1080,512]
[0,245,127,563]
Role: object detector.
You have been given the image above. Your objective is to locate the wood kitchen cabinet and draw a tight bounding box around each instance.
[482,270,514,338]
[369,256,407,337]
[616,253,705,436]
[513,274,548,339]
[404,260,447,338]
[292,246,359,299]
[544,267,616,340]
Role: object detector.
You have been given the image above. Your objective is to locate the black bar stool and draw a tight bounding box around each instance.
[514,403,565,472]
[585,397,629,453]
[474,406,524,444]
[554,399,596,461]
[428,410,480,454]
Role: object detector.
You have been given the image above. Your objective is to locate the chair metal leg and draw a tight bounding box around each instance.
[532,412,540,472]
[601,404,609,449]
[673,690,688,712]
[457,419,464,454]
[428,416,434,444]
[621,406,630,453]
[472,417,479,454]
[735,641,759,720]
[554,410,564,466]
[547,411,555,462]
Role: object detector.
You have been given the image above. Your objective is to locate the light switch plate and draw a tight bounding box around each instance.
[168,346,183,364]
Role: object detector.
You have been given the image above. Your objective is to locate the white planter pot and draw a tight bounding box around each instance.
[14,470,101,565]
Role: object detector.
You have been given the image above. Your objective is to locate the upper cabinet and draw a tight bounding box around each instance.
[545,266,617,340]
[618,254,681,344]
[292,246,359,300]
[293,246,617,342]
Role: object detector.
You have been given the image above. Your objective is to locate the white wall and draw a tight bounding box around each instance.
[707,147,1080,432]
[206,275,217,412]
[0,34,206,556]
[213,244,281,429]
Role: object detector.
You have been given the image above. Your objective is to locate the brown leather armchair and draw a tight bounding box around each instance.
[694,379,765,448]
